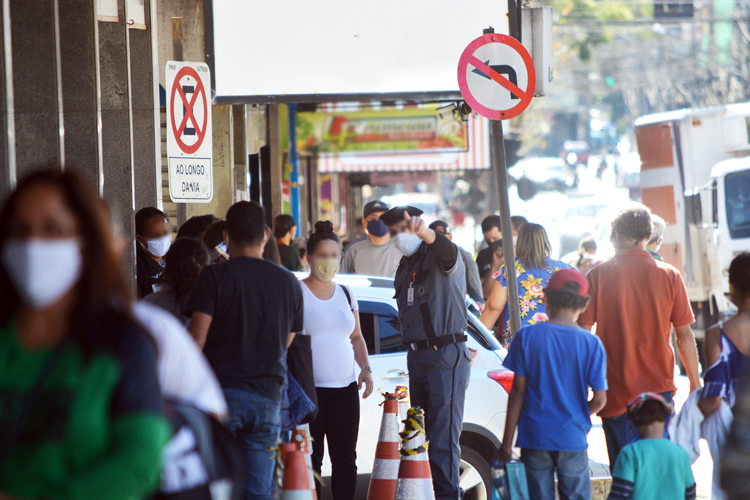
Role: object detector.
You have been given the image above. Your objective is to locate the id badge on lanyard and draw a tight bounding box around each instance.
[407,272,416,306]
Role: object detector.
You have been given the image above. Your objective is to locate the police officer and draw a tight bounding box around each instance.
[381,205,471,500]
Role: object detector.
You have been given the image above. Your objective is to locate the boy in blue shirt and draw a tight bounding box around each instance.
[499,268,608,500]
[608,393,696,500]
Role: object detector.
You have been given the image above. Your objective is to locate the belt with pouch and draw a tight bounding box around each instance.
[406,334,467,352]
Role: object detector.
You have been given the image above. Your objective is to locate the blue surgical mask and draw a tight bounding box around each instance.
[366,219,388,237]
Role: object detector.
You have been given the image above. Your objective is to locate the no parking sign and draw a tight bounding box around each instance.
[457,33,535,120]
[166,61,213,203]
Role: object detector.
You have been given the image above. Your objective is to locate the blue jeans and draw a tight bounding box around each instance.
[601,390,673,471]
[521,449,591,500]
[224,389,282,500]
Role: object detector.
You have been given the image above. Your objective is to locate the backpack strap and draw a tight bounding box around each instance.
[340,284,353,312]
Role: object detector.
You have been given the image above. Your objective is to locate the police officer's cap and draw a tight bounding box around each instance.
[380,205,424,226]
[428,220,451,235]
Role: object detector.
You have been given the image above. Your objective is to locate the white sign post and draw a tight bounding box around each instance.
[166,61,213,203]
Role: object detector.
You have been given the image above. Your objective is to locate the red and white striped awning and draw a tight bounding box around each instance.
[317,114,491,173]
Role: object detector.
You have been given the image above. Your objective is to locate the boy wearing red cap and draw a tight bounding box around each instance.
[499,268,608,500]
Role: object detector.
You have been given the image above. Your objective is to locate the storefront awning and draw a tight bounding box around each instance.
[317,116,490,173]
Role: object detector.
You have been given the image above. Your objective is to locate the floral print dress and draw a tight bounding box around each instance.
[494,257,571,346]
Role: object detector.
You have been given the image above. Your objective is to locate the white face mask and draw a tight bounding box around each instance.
[3,238,83,309]
[512,235,518,247]
[392,232,422,256]
[311,257,340,282]
[143,234,171,258]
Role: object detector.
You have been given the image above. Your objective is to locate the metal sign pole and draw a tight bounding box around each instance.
[172,17,187,228]
[490,118,522,337]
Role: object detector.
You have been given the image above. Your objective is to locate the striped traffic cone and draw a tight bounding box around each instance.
[395,386,410,425]
[395,407,435,500]
[281,446,316,500]
[366,392,401,500]
[292,424,317,500]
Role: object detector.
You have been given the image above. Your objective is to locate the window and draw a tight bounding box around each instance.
[725,171,750,239]
[358,300,405,355]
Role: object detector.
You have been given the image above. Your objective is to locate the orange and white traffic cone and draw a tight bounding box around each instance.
[395,386,410,425]
[292,424,317,500]
[366,392,401,500]
[281,446,316,500]
[395,407,435,500]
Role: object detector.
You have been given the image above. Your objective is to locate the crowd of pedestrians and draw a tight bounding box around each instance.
[3,170,750,500]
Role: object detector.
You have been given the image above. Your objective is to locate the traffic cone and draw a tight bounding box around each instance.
[366,392,401,500]
[395,386,410,424]
[395,407,435,500]
[281,447,316,500]
[292,424,317,500]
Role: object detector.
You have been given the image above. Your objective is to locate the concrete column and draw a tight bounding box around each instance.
[186,104,233,218]
[99,0,136,285]
[130,0,161,210]
[58,0,101,189]
[10,0,63,178]
[268,104,282,222]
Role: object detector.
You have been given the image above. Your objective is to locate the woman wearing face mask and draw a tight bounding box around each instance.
[142,237,209,326]
[135,206,172,299]
[480,223,572,346]
[0,171,169,500]
[302,221,374,500]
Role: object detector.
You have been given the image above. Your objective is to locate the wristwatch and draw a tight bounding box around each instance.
[362,366,372,372]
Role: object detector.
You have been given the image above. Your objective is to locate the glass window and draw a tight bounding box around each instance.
[358,312,377,356]
[359,300,404,354]
[378,314,405,354]
[725,171,750,239]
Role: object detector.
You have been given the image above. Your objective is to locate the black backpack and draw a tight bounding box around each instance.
[155,402,244,500]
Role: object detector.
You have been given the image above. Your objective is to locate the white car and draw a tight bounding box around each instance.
[301,274,512,500]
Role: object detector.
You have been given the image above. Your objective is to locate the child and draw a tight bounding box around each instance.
[499,268,608,500]
[608,393,696,499]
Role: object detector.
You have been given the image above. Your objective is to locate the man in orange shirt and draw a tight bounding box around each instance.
[578,203,701,469]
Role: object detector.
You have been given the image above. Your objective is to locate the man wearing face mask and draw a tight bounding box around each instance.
[135,207,172,299]
[381,205,470,500]
[340,200,403,278]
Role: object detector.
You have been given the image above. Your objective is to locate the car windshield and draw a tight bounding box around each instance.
[725,170,750,239]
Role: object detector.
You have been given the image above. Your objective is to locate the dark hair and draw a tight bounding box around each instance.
[729,253,750,295]
[544,287,590,311]
[273,214,297,239]
[631,399,671,427]
[226,201,265,247]
[516,223,552,269]
[0,171,135,354]
[202,220,226,250]
[356,217,364,227]
[135,207,168,236]
[481,215,501,233]
[612,203,652,244]
[307,220,340,255]
[162,238,209,310]
[580,238,597,253]
[511,215,528,231]
[263,225,281,265]
[176,214,219,240]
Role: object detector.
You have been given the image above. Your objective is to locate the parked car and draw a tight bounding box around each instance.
[295,274,512,500]
[509,157,578,192]
[561,140,590,167]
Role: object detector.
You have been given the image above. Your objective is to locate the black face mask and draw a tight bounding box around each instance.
[488,239,503,253]
[367,219,388,237]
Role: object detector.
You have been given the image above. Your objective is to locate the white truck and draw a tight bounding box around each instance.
[634,103,750,362]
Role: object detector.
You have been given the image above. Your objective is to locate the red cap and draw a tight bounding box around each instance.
[546,268,589,297]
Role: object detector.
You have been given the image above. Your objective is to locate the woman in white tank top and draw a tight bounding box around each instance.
[301,221,373,500]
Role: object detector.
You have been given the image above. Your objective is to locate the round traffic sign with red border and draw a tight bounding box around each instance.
[169,66,209,154]
[457,33,535,120]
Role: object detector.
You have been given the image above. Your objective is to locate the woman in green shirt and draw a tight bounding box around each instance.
[0,171,170,500]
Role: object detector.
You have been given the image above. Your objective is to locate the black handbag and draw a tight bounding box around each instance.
[287,334,318,424]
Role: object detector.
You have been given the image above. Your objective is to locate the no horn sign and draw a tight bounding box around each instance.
[457,34,535,120]
[166,61,213,203]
